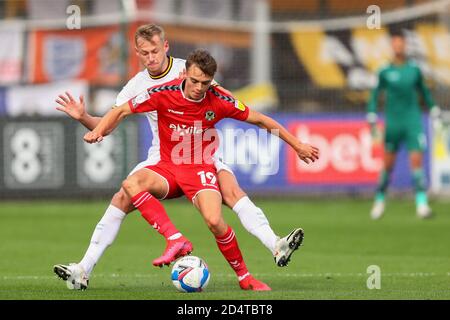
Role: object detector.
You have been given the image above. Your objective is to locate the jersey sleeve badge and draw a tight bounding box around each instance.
[131,90,150,108]
[234,100,246,111]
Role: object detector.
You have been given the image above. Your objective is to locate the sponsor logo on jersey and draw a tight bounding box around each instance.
[169,123,206,135]
[168,108,184,115]
[205,110,216,121]
[234,100,246,111]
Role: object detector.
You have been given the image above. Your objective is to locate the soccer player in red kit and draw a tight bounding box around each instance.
[84,49,319,290]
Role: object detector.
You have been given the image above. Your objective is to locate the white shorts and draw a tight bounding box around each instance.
[128,152,235,177]
[128,154,160,177]
[213,157,234,175]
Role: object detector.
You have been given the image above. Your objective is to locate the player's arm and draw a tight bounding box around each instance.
[55,92,101,130]
[84,89,156,143]
[83,103,132,143]
[245,109,319,164]
[366,69,385,136]
[416,67,441,120]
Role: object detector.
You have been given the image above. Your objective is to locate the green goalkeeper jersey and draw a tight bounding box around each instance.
[367,60,435,124]
[367,60,436,152]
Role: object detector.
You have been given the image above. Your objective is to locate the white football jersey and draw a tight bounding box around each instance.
[115,56,186,160]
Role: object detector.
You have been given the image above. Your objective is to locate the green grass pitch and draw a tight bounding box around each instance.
[1,198,449,300]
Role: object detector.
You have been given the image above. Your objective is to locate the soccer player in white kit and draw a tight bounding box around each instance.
[53,24,304,290]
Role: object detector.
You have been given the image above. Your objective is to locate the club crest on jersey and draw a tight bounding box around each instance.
[234,100,245,111]
[205,110,216,121]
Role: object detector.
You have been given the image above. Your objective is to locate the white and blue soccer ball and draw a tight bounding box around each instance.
[171,256,210,293]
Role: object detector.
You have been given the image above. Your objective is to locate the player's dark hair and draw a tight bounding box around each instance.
[186,49,217,77]
[390,29,405,39]
[135,24,165,44]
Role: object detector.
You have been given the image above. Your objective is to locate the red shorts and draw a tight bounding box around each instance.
[144,161,221,203]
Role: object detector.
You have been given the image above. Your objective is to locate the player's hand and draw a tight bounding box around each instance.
[295,143,319,164]
[369,123,383,158]
[430,106,443,131]
[433,118,443,131]
[55,92,86,121]
[366,112,380,139]
[83,131,103,144]
[370,123,382,142]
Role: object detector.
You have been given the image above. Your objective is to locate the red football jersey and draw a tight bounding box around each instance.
[128,79,249,165]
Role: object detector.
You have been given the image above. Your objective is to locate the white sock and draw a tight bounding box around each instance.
[232,196,278,254]
[79,205,126,276]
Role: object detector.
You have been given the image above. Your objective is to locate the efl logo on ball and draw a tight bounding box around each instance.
[171,256,210,293]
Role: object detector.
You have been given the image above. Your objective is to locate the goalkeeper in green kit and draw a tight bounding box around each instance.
[367,31,441,219]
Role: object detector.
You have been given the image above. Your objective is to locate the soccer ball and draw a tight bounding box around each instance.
[171,256,210,292]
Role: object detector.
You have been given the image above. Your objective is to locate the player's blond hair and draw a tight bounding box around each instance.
[135,24,165,44]
[186,49,217,77]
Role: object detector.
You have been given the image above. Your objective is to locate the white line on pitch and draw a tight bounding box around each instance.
[1,272,445,280]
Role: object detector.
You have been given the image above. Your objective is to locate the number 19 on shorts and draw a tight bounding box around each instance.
[197,170,217,187]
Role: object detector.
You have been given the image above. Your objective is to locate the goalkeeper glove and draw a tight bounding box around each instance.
[366,112,379,137]
[430,106,442,131]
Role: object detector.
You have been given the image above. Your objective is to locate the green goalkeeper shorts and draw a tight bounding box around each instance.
[384,122,427,153]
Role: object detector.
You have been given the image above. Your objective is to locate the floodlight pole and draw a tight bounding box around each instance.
[251,0,271,85]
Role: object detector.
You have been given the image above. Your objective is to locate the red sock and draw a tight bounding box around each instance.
[215,226,248,278]
[131,191,178,239]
